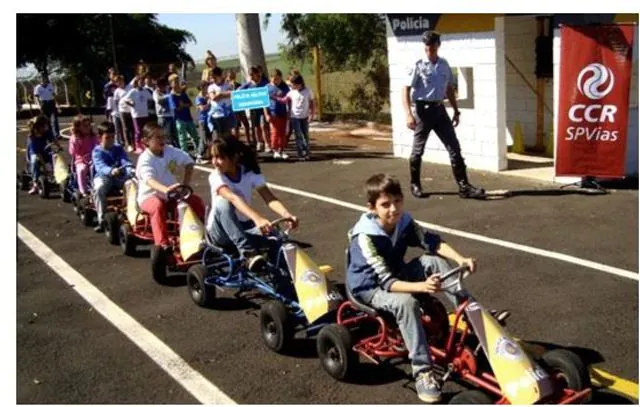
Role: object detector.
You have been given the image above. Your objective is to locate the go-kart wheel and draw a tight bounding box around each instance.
[119,223,137,256]
[59,178,71,203]
[449,389,494,404]
[150,245,169,285]
[18,173,31,191]
[259,301,294,354]
[417,295,450,347]
[103,212,120,245]
[186,264,216,308]
[78,198,95,226]
[316,324,358,381]
[539,349,591,402]
[38,175,49,199]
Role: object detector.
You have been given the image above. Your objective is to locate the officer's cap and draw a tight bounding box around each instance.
[422,30,441,46]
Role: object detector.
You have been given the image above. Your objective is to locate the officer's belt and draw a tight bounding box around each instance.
[415,100,443,107]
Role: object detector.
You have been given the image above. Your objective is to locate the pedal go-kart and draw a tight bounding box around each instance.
[316,262,592,404]
[119,181,204,284]
[186,217,344,354]
[17,143,67,199]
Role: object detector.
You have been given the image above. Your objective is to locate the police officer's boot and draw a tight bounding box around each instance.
[409,164,428,198]
[453,164,485,199]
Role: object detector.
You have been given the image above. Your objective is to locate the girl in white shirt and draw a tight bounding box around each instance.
[125,77,153,154]
[207,137,299,272]
[136,122,206,251]
[273,74,315,159]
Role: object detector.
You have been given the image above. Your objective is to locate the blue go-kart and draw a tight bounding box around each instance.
[186,217,344,354]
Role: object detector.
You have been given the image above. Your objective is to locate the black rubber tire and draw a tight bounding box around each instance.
[150,245,169,285]
[104,212,120,245]
[316,324,358,381]
[186,264,216,308]
[38,175,49,199]
[259,301,294,354]
[19,173,31,191]
[418,295,450,346]
[119,223,137,256]
[60,178,71,202]
[539,349,591,403]
[449,389,494,404]
[78,197,95,226]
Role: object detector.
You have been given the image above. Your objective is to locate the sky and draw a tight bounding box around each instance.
[156,13,286,62]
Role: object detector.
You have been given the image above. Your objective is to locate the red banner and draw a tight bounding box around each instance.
[556,24,634,177]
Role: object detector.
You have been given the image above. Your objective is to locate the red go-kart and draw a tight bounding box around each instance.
[316,262,592,404]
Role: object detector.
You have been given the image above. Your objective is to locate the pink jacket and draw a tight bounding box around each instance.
[69,133,98,165]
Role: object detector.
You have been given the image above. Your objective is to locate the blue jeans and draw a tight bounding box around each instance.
[93,176,124,223]
[367,255,454,378]
[290,118,310,156]
[207,198,274,258]
[29,153,51,182]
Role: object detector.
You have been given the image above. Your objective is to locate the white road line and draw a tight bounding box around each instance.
[194,165,639,282]
[17,223,237,405]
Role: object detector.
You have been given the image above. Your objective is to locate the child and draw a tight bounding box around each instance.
[207,67,234,140]
[25,115,60,195]
[125,76,153,153]
[68,114,98,197]
[136,122,206,254]
[239,66,271,152]
[153,78,177,148]
[206,137,298,272]
[91,121,134,233]
[170,78,201,158]
[347,174,477,403]
[272,74,314,159]
[263,69,290,160]
[114,75,134,152]
[144,75,157,124]
[195,80,212,164]
[227,70,252,144]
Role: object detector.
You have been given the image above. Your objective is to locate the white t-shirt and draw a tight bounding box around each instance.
[288,88,314,119]
[115,87,131,115]
[207,82,233,118]
[136,146,194,206]
[124,88,152,118]
[34,84,55,101]
[207,166,266,226]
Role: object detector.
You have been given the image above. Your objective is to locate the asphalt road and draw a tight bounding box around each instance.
[16,119,639,404]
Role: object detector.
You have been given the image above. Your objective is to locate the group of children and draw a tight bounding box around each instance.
[25,104,476,403]
[102,64,316,165]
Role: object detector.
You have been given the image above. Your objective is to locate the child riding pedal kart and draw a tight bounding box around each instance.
[120,122,207,284]
[185,136,344,353]
[315,174,592,405]
[17,115,62,199]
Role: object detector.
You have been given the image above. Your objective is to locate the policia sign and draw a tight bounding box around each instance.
[386,14,440,37]
[386,14,497,37]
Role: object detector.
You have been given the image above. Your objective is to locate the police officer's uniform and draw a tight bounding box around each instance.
[405,31,484,199]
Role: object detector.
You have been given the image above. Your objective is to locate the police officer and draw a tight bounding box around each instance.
[403,31,484,199]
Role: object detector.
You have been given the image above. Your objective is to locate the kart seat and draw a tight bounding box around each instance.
[344,248,378,318]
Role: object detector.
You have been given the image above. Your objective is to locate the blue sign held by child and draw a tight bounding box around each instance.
[231,87,270,112]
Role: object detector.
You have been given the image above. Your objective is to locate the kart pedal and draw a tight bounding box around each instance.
[490,309,510,325]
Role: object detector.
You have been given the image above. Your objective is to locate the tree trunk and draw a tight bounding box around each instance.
[235,14,268,81]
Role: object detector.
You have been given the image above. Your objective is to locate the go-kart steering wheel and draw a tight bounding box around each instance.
[166,184,193,201]
[269,216,295,235]
[438,264,471,286]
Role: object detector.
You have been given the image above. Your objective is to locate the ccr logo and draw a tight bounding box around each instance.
[577,63,615,100]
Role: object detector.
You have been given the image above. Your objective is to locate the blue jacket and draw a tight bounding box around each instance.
[27,131,55,157]
[92,144,133,180]
[346,212,442,303]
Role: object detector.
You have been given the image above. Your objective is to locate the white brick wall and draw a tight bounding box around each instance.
[386,21,504,172]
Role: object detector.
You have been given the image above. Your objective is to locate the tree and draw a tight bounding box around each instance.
[276,14,390,116]
[235,14,268,80]
[16,14,195,106]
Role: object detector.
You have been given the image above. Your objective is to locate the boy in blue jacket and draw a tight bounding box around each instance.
[91,121,134,232]
[347,173,477,403]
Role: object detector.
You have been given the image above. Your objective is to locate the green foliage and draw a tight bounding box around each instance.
[17,13,195,105]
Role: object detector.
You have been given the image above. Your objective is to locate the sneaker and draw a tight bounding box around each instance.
[126,145,134,153]
[415,370,442,403]
[273,151,282,160]
[256,142,263,152]
[94,224,105,233]
[281,152,289,160]
[246,253,267,274]
[264,145,272,154]
[28,185,38,195]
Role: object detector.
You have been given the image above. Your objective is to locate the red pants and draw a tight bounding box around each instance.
[140,194,206,246]
[269,116,287,151]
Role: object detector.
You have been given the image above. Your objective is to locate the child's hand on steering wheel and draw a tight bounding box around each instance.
[255,217,273,235]
[165,183,182,194]
[284,213,299,230]
[460,257,478,273]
